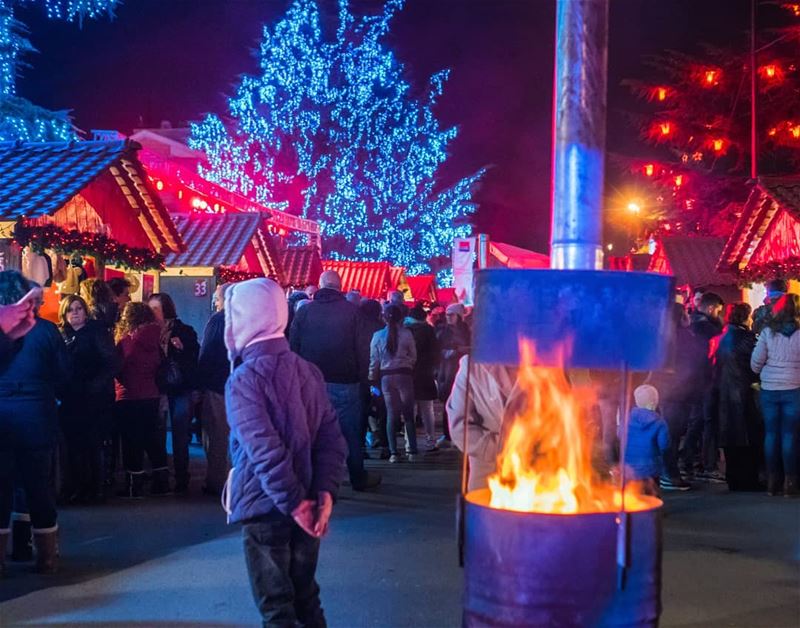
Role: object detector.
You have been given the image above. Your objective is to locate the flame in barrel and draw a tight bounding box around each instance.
[488,340,650,514]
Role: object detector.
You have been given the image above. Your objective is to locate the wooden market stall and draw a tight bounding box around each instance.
[162,212,283,335]
[0,140,182,320]
[717,177,800,303]
[321,260,405,300]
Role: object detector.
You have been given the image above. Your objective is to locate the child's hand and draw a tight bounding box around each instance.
[291,499,316,537]
[313,491,333,537]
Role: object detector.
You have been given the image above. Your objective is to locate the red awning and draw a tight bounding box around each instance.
[322,260,392,299]
[406,275,437,302]
[489,241,549,269]
[282,246,323,288]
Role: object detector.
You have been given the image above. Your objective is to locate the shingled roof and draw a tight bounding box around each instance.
[0,140,182,253]
[166,213,262,267]
[649,235,738,288]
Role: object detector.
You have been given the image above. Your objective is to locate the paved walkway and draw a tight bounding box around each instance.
[1,447,798,627]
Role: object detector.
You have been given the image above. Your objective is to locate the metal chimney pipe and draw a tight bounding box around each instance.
[550,0,609,270]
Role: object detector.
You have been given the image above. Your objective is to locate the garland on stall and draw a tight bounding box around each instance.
[14,222,165,271]
[215,266,264,285]
[737,257,800,284]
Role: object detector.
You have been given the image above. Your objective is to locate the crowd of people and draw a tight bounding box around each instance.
[0,266,798,625]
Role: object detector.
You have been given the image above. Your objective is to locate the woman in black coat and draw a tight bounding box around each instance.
[436,304,470,444]
[59,294,119,503]
[148,292,199,493]
[714,302,762,491]
[405,305,440,449]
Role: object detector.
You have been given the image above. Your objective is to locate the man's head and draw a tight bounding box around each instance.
[766,278,788,302]
[319,270,342,291]
[692,288,706,310]
[108,277,132,308]
[213,282,231,312]
[345,289,361,304]
[698,292,724,320]
[387,290,404,306]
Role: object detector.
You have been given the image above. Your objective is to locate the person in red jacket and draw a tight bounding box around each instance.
[115,303,169,498]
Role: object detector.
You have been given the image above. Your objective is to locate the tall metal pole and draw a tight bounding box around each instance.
[550,0,609,270]
[750,0,758,180]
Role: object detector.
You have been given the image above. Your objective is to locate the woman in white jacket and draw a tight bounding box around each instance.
[751,293,800,497]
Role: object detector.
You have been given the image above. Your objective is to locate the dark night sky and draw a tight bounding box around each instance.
[16,0,752,254]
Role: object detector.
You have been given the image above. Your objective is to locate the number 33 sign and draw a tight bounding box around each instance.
[194,279,208,297]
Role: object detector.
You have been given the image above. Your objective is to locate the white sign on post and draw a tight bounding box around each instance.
[452,237,476,306]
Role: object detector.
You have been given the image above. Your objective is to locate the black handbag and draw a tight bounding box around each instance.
[156,354,183,394]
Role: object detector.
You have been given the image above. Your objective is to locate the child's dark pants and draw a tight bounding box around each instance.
[242,512,326,628]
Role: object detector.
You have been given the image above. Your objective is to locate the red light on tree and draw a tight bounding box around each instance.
[704,69,720,86]
[660,122,671,136]
[782,3,800,17]
[712,138,725,152]
[656,87,667,101]
[155,180,164,191]
[644,163,654,176]
[768,127,778,136]
[792,125,800,139]
[674,175,683,187]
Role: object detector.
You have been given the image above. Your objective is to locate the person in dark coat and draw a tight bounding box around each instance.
[752,279,788,336]
[0,270,69,575]
[148,293,200,493]
[224,278,346,627]
[436,303,470,446]
[648,303,704,490]
[405,304,440,450]
[713,303,761,491]
[290,271,380,490]
[59,294,120,503]
[198,285,230,495]
[685,292,725,480]
[115,303,169,498]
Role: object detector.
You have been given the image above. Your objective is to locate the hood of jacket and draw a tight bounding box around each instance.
[225,278,288,365]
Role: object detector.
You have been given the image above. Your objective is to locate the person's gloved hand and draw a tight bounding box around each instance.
[370,386,381,397]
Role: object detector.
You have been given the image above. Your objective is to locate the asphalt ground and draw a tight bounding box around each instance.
[0,445,798,627]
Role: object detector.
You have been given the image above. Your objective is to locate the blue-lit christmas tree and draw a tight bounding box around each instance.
[0,0,118,141]
[190,0,483,274]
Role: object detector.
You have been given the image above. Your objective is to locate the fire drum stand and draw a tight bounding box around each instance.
[615,363,633,590]
[456,351,474,568]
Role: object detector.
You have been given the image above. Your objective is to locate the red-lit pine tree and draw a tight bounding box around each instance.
[620,2,800,239]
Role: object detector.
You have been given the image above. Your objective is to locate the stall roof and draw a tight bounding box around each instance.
[0,140,182,253]
[322,260,394,299]
[166,213,262,267]
[405,275,437,302]
[282,246,323,288]
[718,177,800,280]
[489,241,549,269]
[649,235,737,288]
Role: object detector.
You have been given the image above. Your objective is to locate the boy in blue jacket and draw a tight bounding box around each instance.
[223,278,347,627]
[623,385,670,493]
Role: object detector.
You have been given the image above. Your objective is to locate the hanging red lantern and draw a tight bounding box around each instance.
[791,125,800,139]
[703,69,720,86]
[660,122,672,136]
[644,163,655,176]
[782,3,800,17]
[674,175,683,187]
[712,138,725,152]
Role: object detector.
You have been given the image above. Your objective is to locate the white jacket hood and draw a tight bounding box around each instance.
[224,278,288,366]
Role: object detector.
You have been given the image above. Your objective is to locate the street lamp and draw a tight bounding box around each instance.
[627,201,642,214]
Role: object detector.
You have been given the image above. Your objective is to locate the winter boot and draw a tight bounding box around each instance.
[784,475,798,498]
[150,467,172,495]
[32,527,59,575]
[116,471,145,499]
[10,514,33,561]
[767,474,782,496]
[0,529,9,577]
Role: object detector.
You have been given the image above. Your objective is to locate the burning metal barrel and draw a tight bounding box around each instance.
[463,490,662,627]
